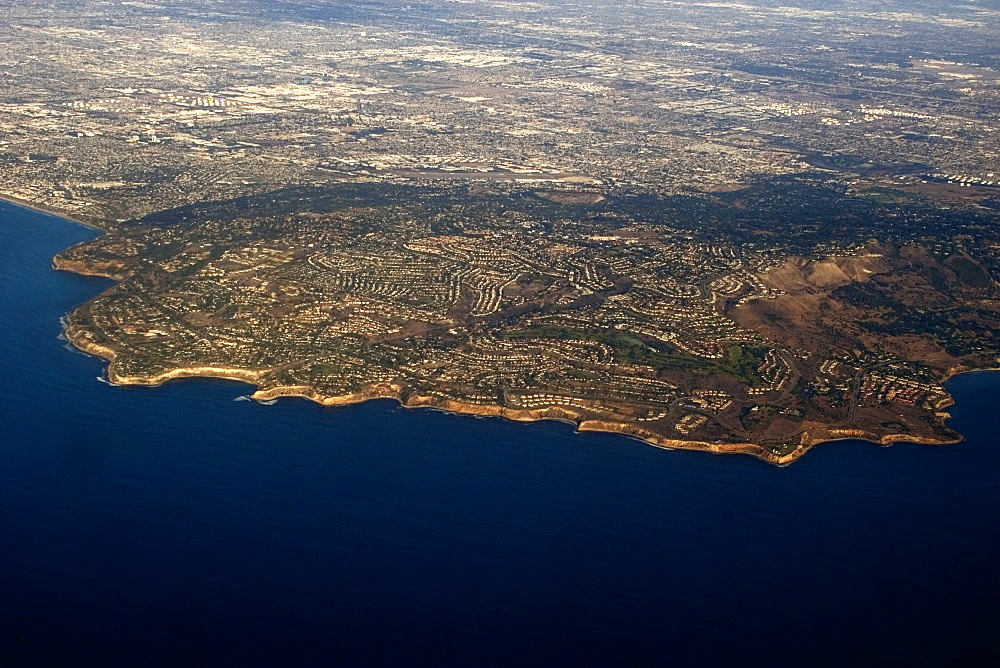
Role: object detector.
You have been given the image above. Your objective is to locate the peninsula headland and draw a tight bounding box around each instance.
[48,180,1000,464]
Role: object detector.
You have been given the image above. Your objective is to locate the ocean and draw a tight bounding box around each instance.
[2,200,998,666]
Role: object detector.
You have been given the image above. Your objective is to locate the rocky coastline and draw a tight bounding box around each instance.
[57,314,966,465]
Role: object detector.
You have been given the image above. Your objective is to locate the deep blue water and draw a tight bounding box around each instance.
[1,200,998,667]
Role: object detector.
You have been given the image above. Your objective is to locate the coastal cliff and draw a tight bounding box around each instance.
[58,310,967,465]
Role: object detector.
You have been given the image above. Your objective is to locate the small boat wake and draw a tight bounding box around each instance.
[234,395,279,405]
